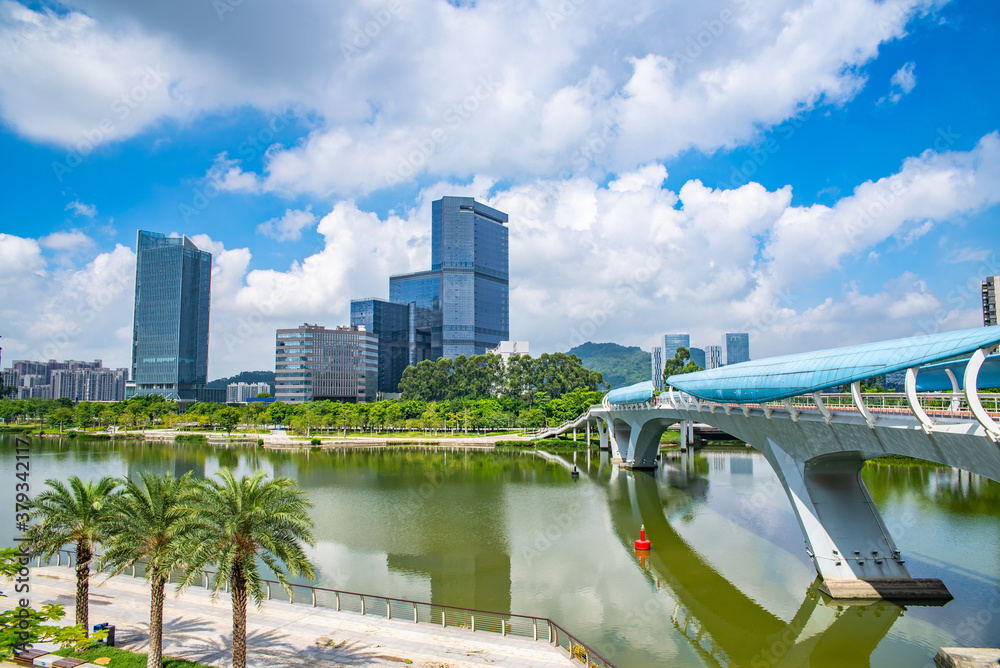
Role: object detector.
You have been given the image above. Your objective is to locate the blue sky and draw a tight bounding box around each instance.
[0,0,998,378]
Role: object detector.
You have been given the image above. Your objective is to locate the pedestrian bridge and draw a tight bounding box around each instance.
[558,326,1000,598]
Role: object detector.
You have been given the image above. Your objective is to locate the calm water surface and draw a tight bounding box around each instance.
[2,435,998,667]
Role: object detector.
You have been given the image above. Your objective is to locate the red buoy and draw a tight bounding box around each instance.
[635,524,651,551]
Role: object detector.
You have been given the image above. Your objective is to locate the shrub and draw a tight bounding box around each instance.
[310,438,322,445]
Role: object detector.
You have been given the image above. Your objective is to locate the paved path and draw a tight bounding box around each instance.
[3,567,576,668]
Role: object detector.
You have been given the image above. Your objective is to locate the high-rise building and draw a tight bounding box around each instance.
[983,276,999,326]
[350,298,413,394]
[662,334,690,363]
[130,231,212,402]
[390,197,509,360]
[651,346,663,386]
[705,345,723,370]
[723,333,751,365]
[689,347,706,370]
[488,341,529,362]
[274,324,378,403]
[2,359,128,401]
[226,382,272,403]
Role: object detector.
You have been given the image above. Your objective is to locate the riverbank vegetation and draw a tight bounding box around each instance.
[0,353,604,438]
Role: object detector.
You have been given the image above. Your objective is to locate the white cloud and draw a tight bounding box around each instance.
[256,207,318,242]
[65,200,96,217]
[6,132,996,378]
[0,0,943,196]
[878,60,917,104]
[39,230,94,252]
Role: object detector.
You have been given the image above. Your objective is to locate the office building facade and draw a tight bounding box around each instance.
[651,346,663,386]
[689,347,706,370]
[723,333,751,365]
[705,345,723,370]
[130,231,212,402]
[274,324,378,403]
[390,197,509,360]
[662,334,691,363]
[350,298,413,394]
[984,276,999,326]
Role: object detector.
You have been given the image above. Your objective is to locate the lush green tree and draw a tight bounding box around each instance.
[214,407,242,435]
[255,392,272,398]
[101,472,193,668]
[177,469,317,668]
[24,476,121,632]
[1,548,96,660]
[661,347,703,388]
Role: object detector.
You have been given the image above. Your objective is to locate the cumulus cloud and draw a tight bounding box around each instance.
[0,0,943,196]
[65,200,96,217]
[256,207,318,242]
[39,230,94,252]
[878,61,917,104]
[6,132,996,377]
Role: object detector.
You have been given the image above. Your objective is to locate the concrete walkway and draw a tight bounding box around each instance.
[3,567,576,668]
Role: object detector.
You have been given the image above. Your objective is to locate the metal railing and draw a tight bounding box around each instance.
[36,549,615,668]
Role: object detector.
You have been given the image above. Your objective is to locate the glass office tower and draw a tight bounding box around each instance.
[130,231,212,401]
[662,334,690,363]
[723,332,751,365]
[350,298,413,394]
[390,196,509,360]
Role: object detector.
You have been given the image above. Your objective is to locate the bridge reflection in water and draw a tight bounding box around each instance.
[602,452,906,667]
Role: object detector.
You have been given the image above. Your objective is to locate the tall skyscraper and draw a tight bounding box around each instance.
[274,324,378,403]
[723,332,750,365]
[662,334,690,363]
[390,197,509,360]
[983,276,999,326]
[650,346,663,386]
[705,345,723,369]
[350,298,412,394]
[689,347,706,369]
[130,231,212,402]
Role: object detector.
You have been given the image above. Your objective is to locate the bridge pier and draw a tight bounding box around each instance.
[761,437,951,600]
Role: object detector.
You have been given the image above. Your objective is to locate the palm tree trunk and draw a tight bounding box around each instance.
[75,542,90,632]
[147,574,166,668]
[231,568,248,668]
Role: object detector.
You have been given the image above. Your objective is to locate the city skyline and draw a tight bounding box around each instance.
[0,1,998,378]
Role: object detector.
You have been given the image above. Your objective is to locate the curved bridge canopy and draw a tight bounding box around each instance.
[667,326,1000,404]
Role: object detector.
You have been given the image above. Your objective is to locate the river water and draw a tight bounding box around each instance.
[1,435,998,667]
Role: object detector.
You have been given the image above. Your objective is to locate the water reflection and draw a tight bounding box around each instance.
[606,467,903,668]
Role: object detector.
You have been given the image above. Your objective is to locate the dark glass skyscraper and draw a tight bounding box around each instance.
[723,332,751,365]
[350,298,412,394]
[390,196,509,360]
[130,231,212,401]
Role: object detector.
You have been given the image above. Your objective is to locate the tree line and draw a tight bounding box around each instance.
[0,353,606,435]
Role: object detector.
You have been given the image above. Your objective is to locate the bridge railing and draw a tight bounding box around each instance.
[786,392,1000,419]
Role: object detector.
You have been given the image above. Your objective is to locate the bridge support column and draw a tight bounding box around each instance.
[761,438,951,600]
[597,420,609,451]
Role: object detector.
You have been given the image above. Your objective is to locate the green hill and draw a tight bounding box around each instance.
[206,370,276,390]
[567,342,650,390]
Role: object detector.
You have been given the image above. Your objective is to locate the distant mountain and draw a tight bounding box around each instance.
[568,342,650,390]
[206,370,276,390]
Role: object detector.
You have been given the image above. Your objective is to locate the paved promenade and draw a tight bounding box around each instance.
[3,567,576,668]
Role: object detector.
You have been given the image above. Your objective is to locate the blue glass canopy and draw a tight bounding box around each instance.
[606,381,657,405]
[915,354,1000,391]
[667,326,1000,404]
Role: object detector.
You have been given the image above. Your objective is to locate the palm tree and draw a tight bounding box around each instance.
[176,469,316,668]
[25,476,121,632]
[100,472,193,668]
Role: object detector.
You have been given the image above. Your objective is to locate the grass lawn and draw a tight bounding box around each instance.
[53,645,213,668]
